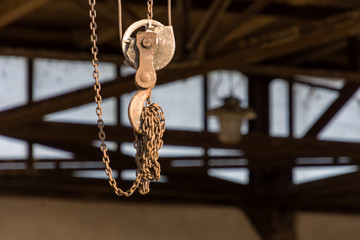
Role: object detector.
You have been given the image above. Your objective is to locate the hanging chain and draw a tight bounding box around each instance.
[134,95,165,194]
[89,0,165,197]
[147,0,153,21]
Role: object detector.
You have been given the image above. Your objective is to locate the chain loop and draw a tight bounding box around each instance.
[134,99,165,193]
[89,0,165,197]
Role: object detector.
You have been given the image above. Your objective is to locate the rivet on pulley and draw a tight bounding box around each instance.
[142,38,152,48]
[140,72,152,83]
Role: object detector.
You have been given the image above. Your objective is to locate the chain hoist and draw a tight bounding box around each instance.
[89,0,175,197]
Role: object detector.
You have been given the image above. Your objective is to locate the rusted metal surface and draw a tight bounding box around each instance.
[128,88,151,133]
[153,25,176,70]
[135,31,157,89]
[121,20,176,71]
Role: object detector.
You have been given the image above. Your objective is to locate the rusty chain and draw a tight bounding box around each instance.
[89,0,165,197]
[147,0,153,21]
[134,95,165,194]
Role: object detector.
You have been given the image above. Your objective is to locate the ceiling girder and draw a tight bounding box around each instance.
[0,0,49,29]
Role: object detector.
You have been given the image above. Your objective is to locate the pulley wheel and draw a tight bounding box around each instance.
[121,19,175,71]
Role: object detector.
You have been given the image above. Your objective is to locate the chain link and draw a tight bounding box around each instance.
[89,0,165,197]
[147,0,153,21]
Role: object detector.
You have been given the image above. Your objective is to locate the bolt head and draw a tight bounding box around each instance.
[140,72,152,83]
[142,38,152,48]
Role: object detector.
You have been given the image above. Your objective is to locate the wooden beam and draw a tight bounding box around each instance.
[248,75,271,134]
[211,0,271,52]
[211,15,277,53]
[188,0,344,19]
[186,0,232,52]
[172,0,191,60]
[265,40,347,66]
[74,26,118,48]
[271,0,360,9]
[347,36,359,70]
[210,10,360,58]
[288,172,360,209]
[0,135,254,203]
[0,170,359,213]
[0,173,250,205]
[297,201,360,215]
[0,0,49,29]
[72,0,138,48]
[155,11,360,78]
[0,26,74,48]
[0,0,348,62]
[196,0,238,58]
[0,10,358,73]
[238,64,360,82]
[245,166,296,240]
[5,122,360,159]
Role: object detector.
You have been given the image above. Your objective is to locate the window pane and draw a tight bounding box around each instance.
[320,88,360,142]
[73,170,118,179]
[121,143,204,157]
[293,166,358,184]
[208,168,249,185]
[295,75,344,89]
[45,98,117,125]
[208,148,243,157]
[0,56,27,111]
[0,136,28,159]
[32,144,74,160]
[33,59,116,101]
[293,83,338,138]
[269,79,289,137]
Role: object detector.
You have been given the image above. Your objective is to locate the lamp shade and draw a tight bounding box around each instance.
[208,97,256,144]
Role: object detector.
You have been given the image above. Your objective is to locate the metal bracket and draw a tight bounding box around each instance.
[128,31,158,133]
